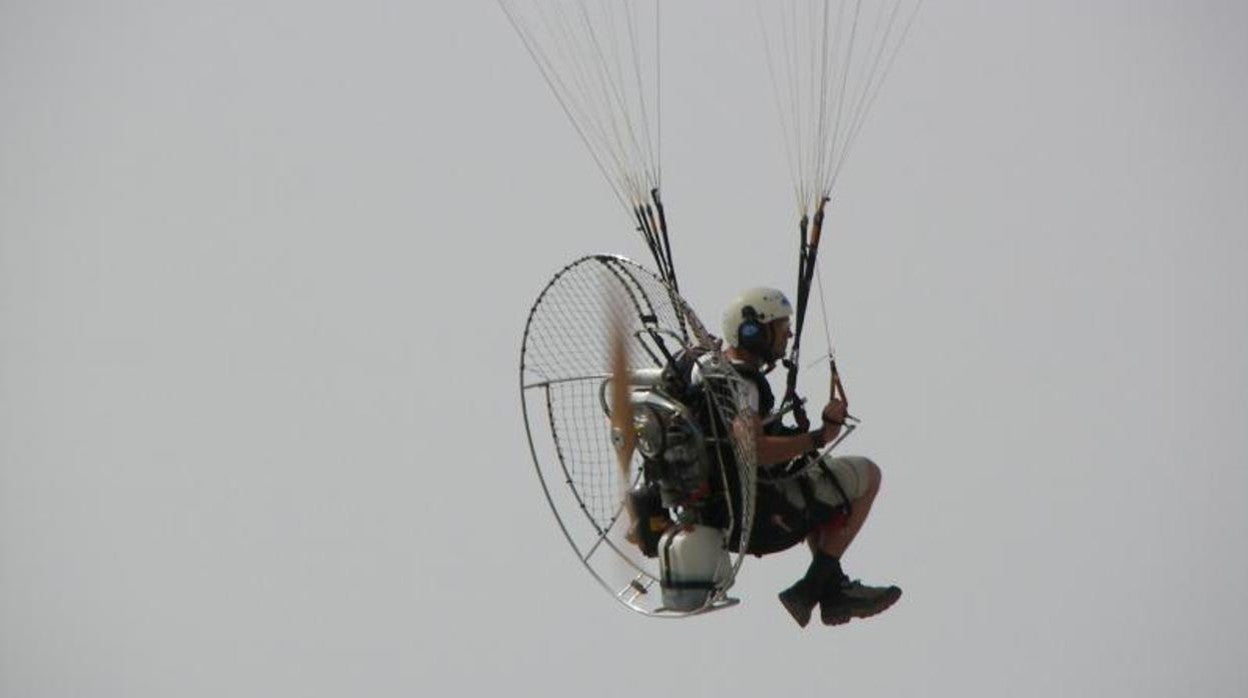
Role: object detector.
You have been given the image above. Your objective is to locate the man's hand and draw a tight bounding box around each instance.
[819,398,848,442]
[821,398,847,426]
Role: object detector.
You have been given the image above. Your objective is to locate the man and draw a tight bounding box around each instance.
[719,287,901,627]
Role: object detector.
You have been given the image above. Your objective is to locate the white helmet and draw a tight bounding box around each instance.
[721,287,793,352]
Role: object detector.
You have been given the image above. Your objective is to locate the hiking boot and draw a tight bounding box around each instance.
[777,580,819,628]
[820,579,902,626]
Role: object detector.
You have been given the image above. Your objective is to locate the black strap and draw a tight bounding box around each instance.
[816,458,854,516]
[660,580,718,591]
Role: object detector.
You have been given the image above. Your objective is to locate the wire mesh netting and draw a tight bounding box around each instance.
[519,255,757,615]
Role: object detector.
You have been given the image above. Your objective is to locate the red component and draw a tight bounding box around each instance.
[819,511,850,532]
[680,481,711,506]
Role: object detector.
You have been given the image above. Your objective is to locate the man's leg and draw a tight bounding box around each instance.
[813,458,900,625]
[778,457,900,627]
[812,457,881,557]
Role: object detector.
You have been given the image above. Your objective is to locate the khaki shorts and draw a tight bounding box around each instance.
[770,454,874,511]
[744,455,875,555]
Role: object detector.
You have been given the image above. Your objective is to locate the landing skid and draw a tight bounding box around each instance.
[615,572,739,618]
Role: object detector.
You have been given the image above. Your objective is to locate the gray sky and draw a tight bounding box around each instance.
[3,1,1246,696]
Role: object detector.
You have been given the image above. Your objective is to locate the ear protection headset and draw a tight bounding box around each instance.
[737,305,774,358]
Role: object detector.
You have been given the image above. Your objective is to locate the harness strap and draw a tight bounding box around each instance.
[816,458,854,517]
[660,580,718,590]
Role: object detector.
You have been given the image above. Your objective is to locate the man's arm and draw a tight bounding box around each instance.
[751,408,844,466]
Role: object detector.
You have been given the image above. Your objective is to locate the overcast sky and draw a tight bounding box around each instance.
[3,1,1246,696]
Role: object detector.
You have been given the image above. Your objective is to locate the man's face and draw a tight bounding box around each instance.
[770,318,792,358]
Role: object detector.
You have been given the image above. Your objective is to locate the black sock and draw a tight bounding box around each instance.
[802,552,845,590]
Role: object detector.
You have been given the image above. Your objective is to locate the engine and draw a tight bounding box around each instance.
[605,369,715,557]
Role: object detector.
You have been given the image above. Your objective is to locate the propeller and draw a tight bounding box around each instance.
[607,285,640,547]
[608,291,636,477]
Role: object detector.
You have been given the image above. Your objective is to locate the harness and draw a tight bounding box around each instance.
[627,350,854,558]
[697,356,854,554]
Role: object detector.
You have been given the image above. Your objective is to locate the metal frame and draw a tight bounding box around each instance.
[519,255,756,617]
